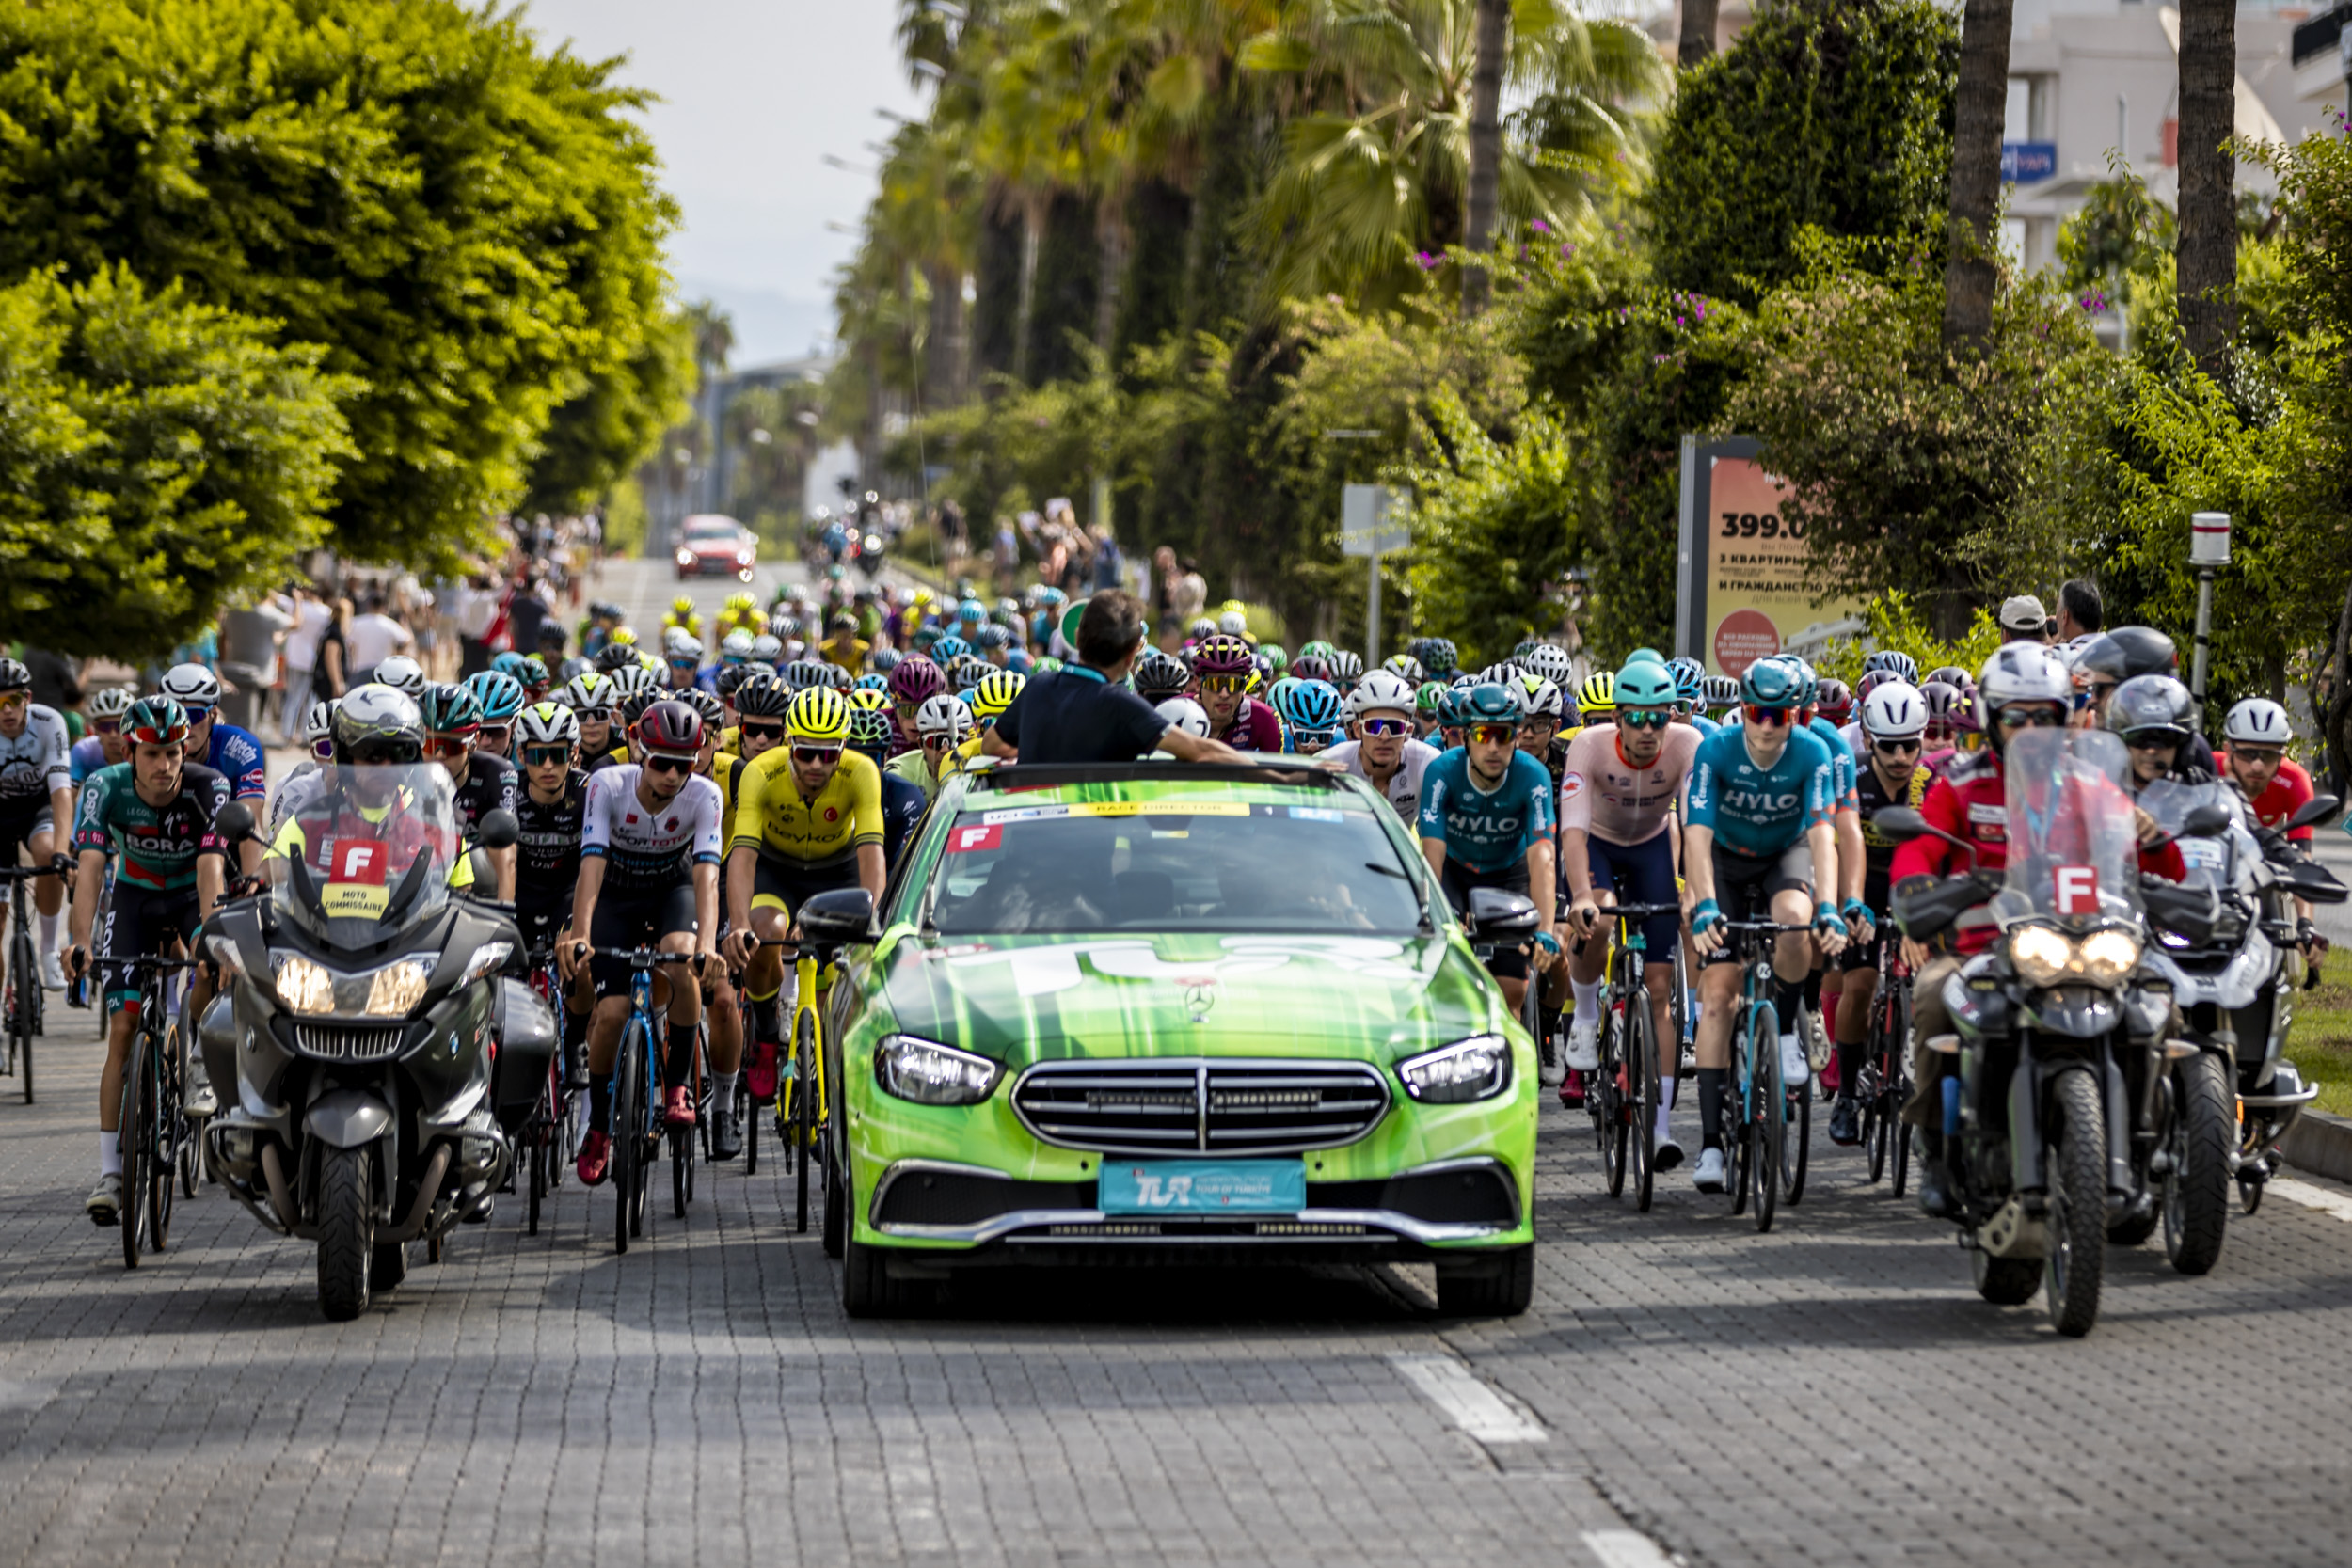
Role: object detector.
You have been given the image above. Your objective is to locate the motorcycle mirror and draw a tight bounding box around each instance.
[214,800,256,845]
[1870,807,1929,841]
[2289,793,2342,832]
[2182,802,2233,838]
[475,808,520,851]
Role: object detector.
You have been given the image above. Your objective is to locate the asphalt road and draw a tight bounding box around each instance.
[5,556,2344,1566]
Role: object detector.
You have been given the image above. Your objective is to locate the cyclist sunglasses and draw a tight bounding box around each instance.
[1468,723,1518,746]
[1618,708,1673,731]
[422,736,469,758]
[310,738,336,762]
[922,734,956,750]
[478,722,509,743]
[1873,737,1923,755]
[642,752,696,775]
[93,719,121,736]
[575,706,612,723]
[1199,675,1250,695]
[791,743,844,765]
[738,721,785,742]
[1744,705,1791,726]
[1359,717,1412,737]
[520,745,571,768]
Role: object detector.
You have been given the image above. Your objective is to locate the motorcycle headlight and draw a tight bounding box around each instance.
[457,942,514,986]
[363,960,432,1017]
[273,954,337,1015]
[1397,1035,1511,1104]
[2078,928,2142,986]
[2009,925,2072,988]
[876,1035,1002,1105]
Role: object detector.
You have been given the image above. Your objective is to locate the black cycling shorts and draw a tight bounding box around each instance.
[514,890,575,962]
[750,853,858,927]
[1441,859,1531,981]
[1704,843,1814,968]
[587,880,699,995]
[101,881,203,1013]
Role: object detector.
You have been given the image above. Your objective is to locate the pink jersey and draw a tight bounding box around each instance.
[1556,722,1702,847]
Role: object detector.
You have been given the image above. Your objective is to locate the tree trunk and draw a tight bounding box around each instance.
[2176,0,2238,378]
[1940,0,2014,350]
[2326,581,2352,798]
[921,261,964,414]
[971,208,1024,388]
[1095,198,1129,355]
[1460,0,1509,318]
[1013,196,1043,383]
[1677,0,1720,65]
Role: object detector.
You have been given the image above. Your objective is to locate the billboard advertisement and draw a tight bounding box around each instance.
[1674,435,1866,678]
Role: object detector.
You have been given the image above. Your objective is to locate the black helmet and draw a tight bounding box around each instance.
[594,642,643,673]
[2106,626,2178,680]
[2106,673,2193,745]
[635,699,705,759]
[1132,648,1192,700]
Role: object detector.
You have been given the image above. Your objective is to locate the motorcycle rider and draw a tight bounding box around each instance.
[1890,646,2185,1217]
[2217,697,2328,962]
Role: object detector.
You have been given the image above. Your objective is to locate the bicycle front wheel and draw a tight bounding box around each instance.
[119,1025,150,1269]
[1597,1000,1628,1199]
[612,1020,645,1255]
[793,1007,818,1234]
[1629,985,1658,1214]
[1752,1001,1782,1233]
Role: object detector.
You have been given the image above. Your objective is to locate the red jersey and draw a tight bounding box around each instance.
[2217,752,2314,843]
[1889,750,2184,954]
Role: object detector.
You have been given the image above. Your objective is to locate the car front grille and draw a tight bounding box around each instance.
[289,1022,408,1063]
[1011,1059,1391,1156]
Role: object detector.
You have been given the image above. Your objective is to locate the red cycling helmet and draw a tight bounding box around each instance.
[887,655,947,707]
[634,699,705,760]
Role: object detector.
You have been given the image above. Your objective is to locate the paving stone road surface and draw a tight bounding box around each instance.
[1,557,2344,1568]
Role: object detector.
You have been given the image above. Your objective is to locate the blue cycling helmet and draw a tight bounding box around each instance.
[1664,657,1706,708]
[1740,658,1804,708]
[490,651,531,680]
[1624,646,1670,669]
[1456,682,1523,728]
[930,634,971,664]
[1274,678,1343,735]
[1863,649,1919,683]
[462,670,527,723]
[1264,676,1301,716]
[1779,655,1819,705]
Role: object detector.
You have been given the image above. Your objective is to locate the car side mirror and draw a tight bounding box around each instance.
[2182,802,2233,839]
[1464,886,1540,940]
[475,808,520,851]
[2290,793,2342,832]
[1871,806,1929,842]
[799,887,877,946]
[214,800,256,845]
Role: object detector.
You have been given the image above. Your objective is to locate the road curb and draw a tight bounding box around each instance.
[2281,1109,2352,1185]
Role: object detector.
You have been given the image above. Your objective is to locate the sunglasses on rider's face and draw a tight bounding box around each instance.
[576,707,612,724]
[1873,737,1923,755]
[2233,747,2284,766]
[0,693,25,711]
[1997,707,2064,730]
[1469,723,1517,747]
[478,722,508,742]
[1618,708,1673,731]
[792,743,843,766]
[521,745,570,768]
[310,738,336,761]
[1744,705,1791,727]
[183,705,213,723]
[739,721,785,742]
[642,752,695,776]
[1359,717,1412,737]
[1200,675,1249,696]
[93,719,120,735]
[423,736,469,759]
[923,734,955,751]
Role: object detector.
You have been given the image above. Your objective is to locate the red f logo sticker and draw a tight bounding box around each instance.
[948,823,1001,853]
[336,842,388,884]
[2053,864,2099,915]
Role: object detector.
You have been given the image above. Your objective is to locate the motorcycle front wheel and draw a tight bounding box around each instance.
[2044,1070,2107,1338]
[2163,1051,2233,1275]
[317,1145,376,1322]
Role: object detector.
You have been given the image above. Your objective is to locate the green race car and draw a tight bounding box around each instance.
[809,758,1543,1317]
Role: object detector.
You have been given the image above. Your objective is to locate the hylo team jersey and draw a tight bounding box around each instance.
[72,761,230,890]
[580,767,724,891]
[1556,722,1701,847]
[1417,748,1556,873]
[1683,725,1837,859]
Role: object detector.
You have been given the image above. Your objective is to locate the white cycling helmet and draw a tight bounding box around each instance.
[1860,679,1926,741]
[87,686,137,721]
[160,662,221,708]
[1974,643,2073,733]
[750,634,785,663]
[1155,696,1211,738]
[661,625,693,653]
[2224,697,2292,747]
[1216,610,1248,636]
[914,692,972,741]
[1346,668,1420,722]
[606,662,660,700]
[373,654,428,696]
[669,634,704,663]
[1519,643,1574,687]
[1382,654,1425,685]
[514,699,581,748]
[298,698,339,744]
[721,629,755,659]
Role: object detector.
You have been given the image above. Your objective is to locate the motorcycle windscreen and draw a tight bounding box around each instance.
[2137,775,2251,890]
[266,763,466,946]
[1991,727,2143,930]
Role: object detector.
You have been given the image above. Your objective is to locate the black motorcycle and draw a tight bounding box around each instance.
[1882,728,2201,1338]
[199,767,551,1320]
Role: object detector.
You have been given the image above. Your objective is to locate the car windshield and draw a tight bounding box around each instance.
[266,763,464,948]
[685,518,739,540]
[925,783,1424,935]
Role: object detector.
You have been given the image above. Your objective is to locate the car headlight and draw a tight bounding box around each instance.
[2009,925,2073,988]
[274,954,337,1015]
[876,1035,1002,1105]
[457,942,513,986]
[1397,1035,1511,1104]
[675,549,694,566]
[363,960,432,1017]
[2078,927,2142,986]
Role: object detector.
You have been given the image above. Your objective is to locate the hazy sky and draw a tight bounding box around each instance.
[520,0,928,366]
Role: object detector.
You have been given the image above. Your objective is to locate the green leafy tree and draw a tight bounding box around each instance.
[1648,0,1958,308]
[0,0,677,565]
[0,266,355,659]
[523,307,696,518]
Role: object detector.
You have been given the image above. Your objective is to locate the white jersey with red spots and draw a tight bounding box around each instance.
[1555,722,1702,847]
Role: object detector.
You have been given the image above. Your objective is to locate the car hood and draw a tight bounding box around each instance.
[867,930,1504,1068]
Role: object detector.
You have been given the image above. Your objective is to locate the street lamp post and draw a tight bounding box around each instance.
[2189,511,2230,732]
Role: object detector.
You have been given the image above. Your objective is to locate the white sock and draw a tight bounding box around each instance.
[1570,980,1601,1025]
[1655,1086,1677,1144]
[99,1131,119,1177]
[39,911,59,953]
[714,1071,739,1106]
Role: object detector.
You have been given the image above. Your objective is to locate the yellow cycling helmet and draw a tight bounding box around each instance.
[672,594,694,612]
[610,626,637,647]
[847,687,891,714]
[972,670,1026,721]
[787,687,851,743]
[1576,670,1616,718]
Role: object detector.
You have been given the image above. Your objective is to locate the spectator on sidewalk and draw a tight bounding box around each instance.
[1998,595,2055,646]
[2057,578,2103,641]
[281,583,330,729]
[345,591,413,685]
[455,574,501,676]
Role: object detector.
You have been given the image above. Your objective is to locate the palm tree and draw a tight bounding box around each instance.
[1461,0,1508,316]
[2175,0,2236,376]
[1941,0,2013,348]
[1240,0,1662,310]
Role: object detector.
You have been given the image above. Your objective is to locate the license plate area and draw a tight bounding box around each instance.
[1098,1158,1306,1215]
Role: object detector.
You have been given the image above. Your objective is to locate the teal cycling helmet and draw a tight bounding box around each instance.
[1456,682,1523,728]
[1624,646,1670,669]
[1739,657,1804,709]
[1274,678,1343,735]
[490,651,532,680]
[1613,658,1679,710]
[1777,655,1819,705]
[462,670,527,723]
[1664,658,1706,709]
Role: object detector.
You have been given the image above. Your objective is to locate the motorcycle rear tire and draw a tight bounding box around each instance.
[2163,1051,2232,1275]
[317,1146,375,1322]
[2044,1070,2107,1338]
